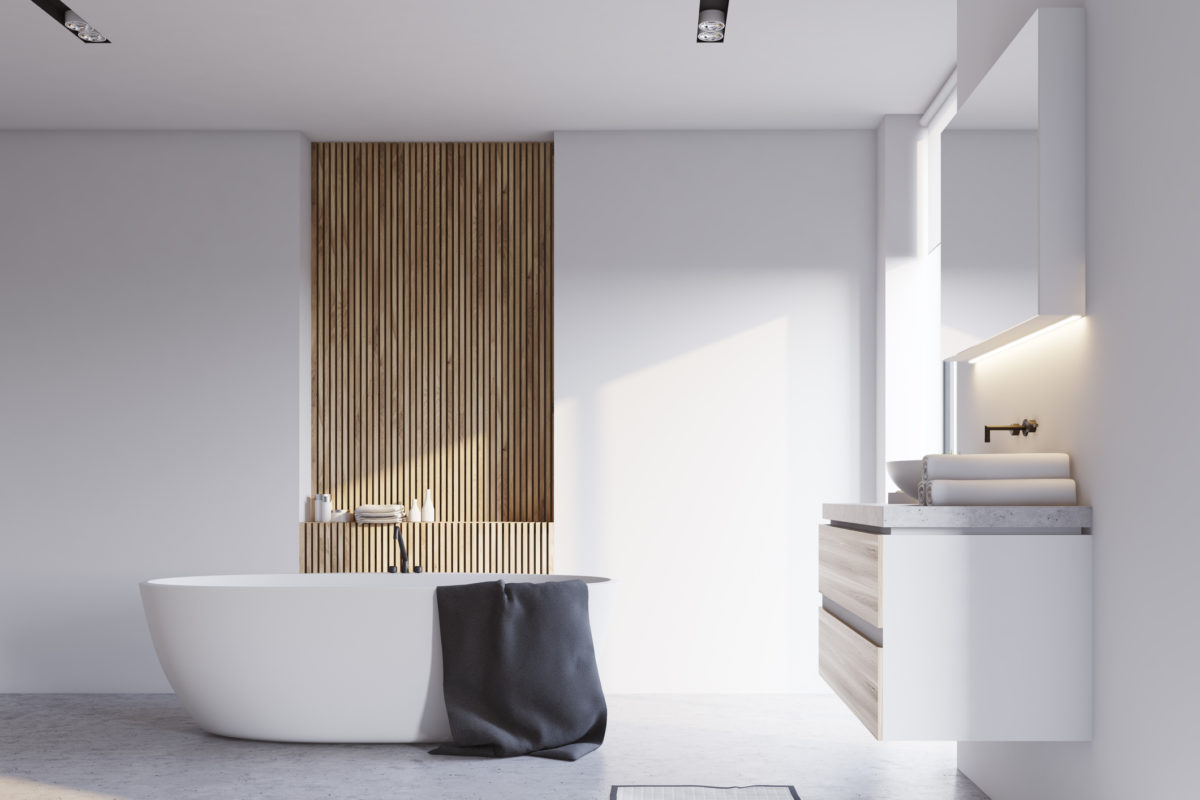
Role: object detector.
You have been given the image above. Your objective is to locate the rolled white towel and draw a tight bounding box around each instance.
[922,453,1070,481]
[356,504,405,514]
[924,478,1077,506]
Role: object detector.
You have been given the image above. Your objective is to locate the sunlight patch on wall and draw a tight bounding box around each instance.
[0,776,131,800]
[593,318,791,692]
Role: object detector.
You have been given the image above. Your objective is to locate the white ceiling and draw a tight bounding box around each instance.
[1,1,956,140]
[950,11,1038,130]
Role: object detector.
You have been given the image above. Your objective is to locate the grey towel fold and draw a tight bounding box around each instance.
[430,579,607,761]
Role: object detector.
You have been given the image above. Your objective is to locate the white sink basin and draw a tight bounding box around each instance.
[887,460,923,500]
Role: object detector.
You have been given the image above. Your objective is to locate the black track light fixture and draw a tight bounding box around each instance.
[697,1,729,44]
[29,0,110,44]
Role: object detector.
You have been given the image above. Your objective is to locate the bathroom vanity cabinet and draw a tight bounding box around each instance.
[818,503,1092,741]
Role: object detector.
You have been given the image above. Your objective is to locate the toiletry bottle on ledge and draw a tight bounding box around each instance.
[314,494,331,523]
[422,489,435,523]
[409,498,422,524]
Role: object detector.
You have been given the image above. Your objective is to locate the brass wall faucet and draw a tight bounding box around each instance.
[984,418,1039,443]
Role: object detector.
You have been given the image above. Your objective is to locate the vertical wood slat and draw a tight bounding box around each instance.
[311,143,552,523]
[299,523,554,574]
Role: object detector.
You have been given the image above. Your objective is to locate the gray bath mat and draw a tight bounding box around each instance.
[611,787,800,800]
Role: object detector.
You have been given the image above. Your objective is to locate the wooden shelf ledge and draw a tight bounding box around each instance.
[299,521,554,574]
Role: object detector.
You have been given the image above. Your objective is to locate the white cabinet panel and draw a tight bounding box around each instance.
[820,524,1091,741]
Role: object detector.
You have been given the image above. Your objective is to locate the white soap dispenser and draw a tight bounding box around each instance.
[408,498,422,524]
[422,489,436,523]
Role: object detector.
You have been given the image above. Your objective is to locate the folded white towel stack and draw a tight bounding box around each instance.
[922,453,1070,481]
[354,504,406,525]
[922,478,1077,506]
[918,453,1076,506]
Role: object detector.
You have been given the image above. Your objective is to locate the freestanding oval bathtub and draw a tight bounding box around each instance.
[140,573,612,743]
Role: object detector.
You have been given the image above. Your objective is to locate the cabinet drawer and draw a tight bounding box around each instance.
[818,608,882,739]
[819,525,882,627]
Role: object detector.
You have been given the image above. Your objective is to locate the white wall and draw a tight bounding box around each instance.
[554,131,876,693]
[0,132,309,692]
[956,0,1080,103]
[954,1,1200,797]
[941,130,1039,356]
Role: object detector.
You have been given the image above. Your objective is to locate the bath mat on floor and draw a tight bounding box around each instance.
[611,787,800,800]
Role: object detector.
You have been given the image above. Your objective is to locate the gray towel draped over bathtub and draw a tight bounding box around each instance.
[430,579,607,760]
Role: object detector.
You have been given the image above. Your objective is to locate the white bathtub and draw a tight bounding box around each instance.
[140,572,613,743]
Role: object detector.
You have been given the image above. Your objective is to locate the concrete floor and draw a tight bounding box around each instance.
[0,694,988,800]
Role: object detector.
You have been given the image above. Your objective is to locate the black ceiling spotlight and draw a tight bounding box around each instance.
[29,0,109,43]
[697,0,729,44]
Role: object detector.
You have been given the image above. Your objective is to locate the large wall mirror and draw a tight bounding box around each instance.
[940,8,1085,362]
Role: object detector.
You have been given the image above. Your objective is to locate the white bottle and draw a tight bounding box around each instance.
[422,489,436,523]
[408,498,422,524]
[314,494,331,523]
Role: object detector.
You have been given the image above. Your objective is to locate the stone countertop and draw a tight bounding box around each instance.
[823,502,1092,530]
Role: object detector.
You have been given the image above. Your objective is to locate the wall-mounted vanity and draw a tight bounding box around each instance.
[823,8,1094,743]
[818,503,1092,741]
[941,8,1085,362]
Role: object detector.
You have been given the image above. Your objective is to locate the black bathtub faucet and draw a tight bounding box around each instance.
[390,525,423,574]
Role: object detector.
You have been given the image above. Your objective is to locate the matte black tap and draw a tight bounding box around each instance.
[391,525,422,574]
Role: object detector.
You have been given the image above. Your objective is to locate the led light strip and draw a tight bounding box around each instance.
[967,315,1084,364]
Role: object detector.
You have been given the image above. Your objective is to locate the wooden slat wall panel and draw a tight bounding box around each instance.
[312,142,553,522]
[299,523,555,574]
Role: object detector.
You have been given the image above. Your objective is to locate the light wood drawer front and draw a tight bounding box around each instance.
[819,525,882,627]
[819,608,882,739]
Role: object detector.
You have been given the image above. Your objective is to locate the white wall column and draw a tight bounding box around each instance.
[877,115,944,498]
